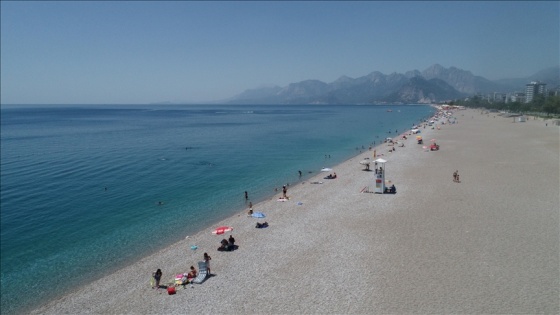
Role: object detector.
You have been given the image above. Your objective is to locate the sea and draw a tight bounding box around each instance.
[0,104,435,314]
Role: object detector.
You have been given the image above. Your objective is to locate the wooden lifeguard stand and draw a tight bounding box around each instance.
[373,158,387,194]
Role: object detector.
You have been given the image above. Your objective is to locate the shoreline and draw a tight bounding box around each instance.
[29,108,559,314]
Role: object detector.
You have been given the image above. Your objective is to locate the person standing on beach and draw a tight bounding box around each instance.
[153,269,162,289]
[203,253,211,275]
[282,185,287,198]
[453,170,461,182]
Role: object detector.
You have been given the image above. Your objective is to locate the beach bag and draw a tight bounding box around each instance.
[167,286,176,295]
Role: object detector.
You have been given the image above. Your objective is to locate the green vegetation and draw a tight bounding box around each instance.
[449,95,560,117]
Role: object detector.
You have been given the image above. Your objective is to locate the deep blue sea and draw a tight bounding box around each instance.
[0,104,435,314]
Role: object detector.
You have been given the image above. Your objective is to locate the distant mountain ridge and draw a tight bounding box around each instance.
[228,65,560,105]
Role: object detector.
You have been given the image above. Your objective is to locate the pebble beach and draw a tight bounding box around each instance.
[30,108,559,314]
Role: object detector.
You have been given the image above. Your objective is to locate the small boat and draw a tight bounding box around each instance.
[387,109,393,112]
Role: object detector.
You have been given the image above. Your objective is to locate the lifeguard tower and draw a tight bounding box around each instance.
[373,158,387,193]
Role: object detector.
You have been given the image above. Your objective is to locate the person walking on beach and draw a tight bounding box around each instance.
[153,269,162,289]
[203,252,212,275]
[282,185,287,198]
[453,170,461,183]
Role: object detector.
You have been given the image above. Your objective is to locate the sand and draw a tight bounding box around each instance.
[30,108,559,314]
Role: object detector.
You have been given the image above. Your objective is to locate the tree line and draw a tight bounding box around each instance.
[449,94,560,116]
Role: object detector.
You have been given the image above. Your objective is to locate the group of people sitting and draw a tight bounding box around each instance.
[324,172,337,179]
[384,184,397,194]
[153,264,198,290]
[218,235,237,251]
[175,265,198,286]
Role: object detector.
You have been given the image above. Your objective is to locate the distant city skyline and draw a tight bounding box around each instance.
[1,1,558,104]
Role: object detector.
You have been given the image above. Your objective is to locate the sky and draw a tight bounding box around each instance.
[1,1,558,105]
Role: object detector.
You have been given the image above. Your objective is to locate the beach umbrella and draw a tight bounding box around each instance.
[212,226,233,235]
[359,160,370,165]
[251,211,266,218]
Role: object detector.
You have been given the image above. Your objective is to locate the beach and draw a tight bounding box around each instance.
[30,108,559,314]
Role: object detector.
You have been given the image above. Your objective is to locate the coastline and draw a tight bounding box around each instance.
[30,108,559,314]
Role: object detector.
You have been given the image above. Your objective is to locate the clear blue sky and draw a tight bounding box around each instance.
[1,1,558,104]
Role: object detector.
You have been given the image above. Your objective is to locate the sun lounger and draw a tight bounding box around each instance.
[191,261,208,284]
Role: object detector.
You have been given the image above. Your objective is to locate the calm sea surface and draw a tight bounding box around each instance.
[0,104,434,313]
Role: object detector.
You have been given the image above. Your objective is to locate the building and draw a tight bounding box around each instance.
[493,92,506,103]
[510,92,526,103]
[525,81,547,103]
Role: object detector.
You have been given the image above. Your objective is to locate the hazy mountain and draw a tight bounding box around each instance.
[227,65,559,105]
[494,66,560,90]
[229,85,283,104]
[529,66,560,86]
[420,64,504,95]
[382,77,464,103]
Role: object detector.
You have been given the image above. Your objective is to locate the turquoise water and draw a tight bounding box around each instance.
[0,104,434,314]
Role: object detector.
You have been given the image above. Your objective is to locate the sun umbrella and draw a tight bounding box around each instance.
[251,211,265,218]
[212,226,233,235]
[359,160,370,165]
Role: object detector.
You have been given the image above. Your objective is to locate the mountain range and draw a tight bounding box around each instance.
[226,64,560,105]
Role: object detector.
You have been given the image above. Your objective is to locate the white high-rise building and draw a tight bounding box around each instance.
[525,81,547,103]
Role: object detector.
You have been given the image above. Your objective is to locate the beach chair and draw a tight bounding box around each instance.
[191,261,208,284]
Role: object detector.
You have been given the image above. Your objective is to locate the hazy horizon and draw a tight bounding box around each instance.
[1,1,558,105]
